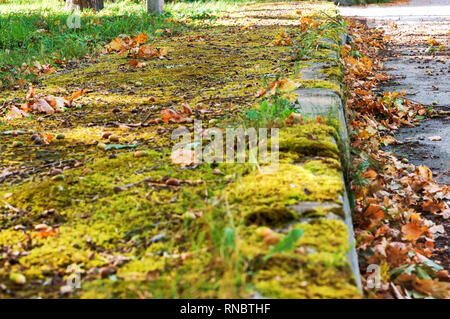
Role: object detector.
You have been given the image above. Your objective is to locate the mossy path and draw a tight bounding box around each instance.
[0,2,360,298]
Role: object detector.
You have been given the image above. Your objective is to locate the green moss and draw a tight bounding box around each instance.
[227,162,343,226]
[318,40,340,53]
[254,260,360,298]
[238,219,359,299]
[299,79,341,94]
[0,1,358,299]
[278,123,340,159]
[320,65,343,81]
[295,219,348,253]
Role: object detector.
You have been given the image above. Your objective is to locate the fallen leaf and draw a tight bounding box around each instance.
[181,102,192,115]
[161,108,184,123]
[31,98,55,114]
[35,227,59,238]
[421,200,446,214]
[402,222,426,241]
[413,278,448,299]
[129,60,147,68]
[26,86,35,99]
[135,44,159,58]
[285,112,303,124]
[363,169,378,179]
[70,89,87,101]
[171,148,195,166]
[133,33,148,45]
[42,132,54,145]
[364,204,385,227]
[5,106,29,120]
[416,165,433,181]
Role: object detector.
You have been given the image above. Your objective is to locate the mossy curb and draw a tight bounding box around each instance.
[289,30,362,290]
[0,1,360,299]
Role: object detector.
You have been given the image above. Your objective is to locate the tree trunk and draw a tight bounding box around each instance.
[65,0,104,11]
[147,0,164,14]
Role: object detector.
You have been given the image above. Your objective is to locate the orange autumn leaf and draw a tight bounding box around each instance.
[271,29,292,46]
[416,165,433,181]
[159,47,169,58]
[133,33,148,45]
[161,108,183,123]
[255,88,267,98]
[135,44,159,58]
[363,169,378,179]
[31,98,55,114]
[268,79,299,95]
[35,227,59,238]
[42,132,54,145]
[285,112,303,124]
[109,37,129,52]
[421,200,446,214]
[427,38,439,46]
[44,96,69,112]
[364,204,384,226]
[401,222,426,241]
[181,102,192,115]
[413,278,448,299]
[70,89,87,101]
[410,213,421,222]
[386,242,409,267]
[129,60,147,68]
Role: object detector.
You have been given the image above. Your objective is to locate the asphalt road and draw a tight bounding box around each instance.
[340,0,450,184]
[339,0,449,270]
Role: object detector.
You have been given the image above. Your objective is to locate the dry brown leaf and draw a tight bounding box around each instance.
[5,106,29,120]
[421,200,446,214]
[181,102,192,115]
[440,208,450,219]
[31,98,55,114]
[363,204,385,227]
[44,96,69,112]
[70,89,87,101]
[133,33,148,46]
[428,136,441,141]
[171,149,195,166]
[285,112,303,124]
[161,109,182,123]
[159,47,169,58]
[416,165,433,181]
[401,222,426,241]
[136,44,159,58]
[129,60,147,68]
[363,169,378,179]
[26,86,35,99]
[109,37,128,52]
[413,278,448,299]
[255,88,267,98]
[42,132,54,145]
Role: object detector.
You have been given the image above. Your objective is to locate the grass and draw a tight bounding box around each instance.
[0,0,249,87]
[244,95,296,129]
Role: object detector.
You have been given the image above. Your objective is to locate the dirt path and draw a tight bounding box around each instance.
[340,0,450,272]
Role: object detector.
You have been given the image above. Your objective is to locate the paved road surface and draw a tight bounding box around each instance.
[339,0,449,270]
[340,0,450,184]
